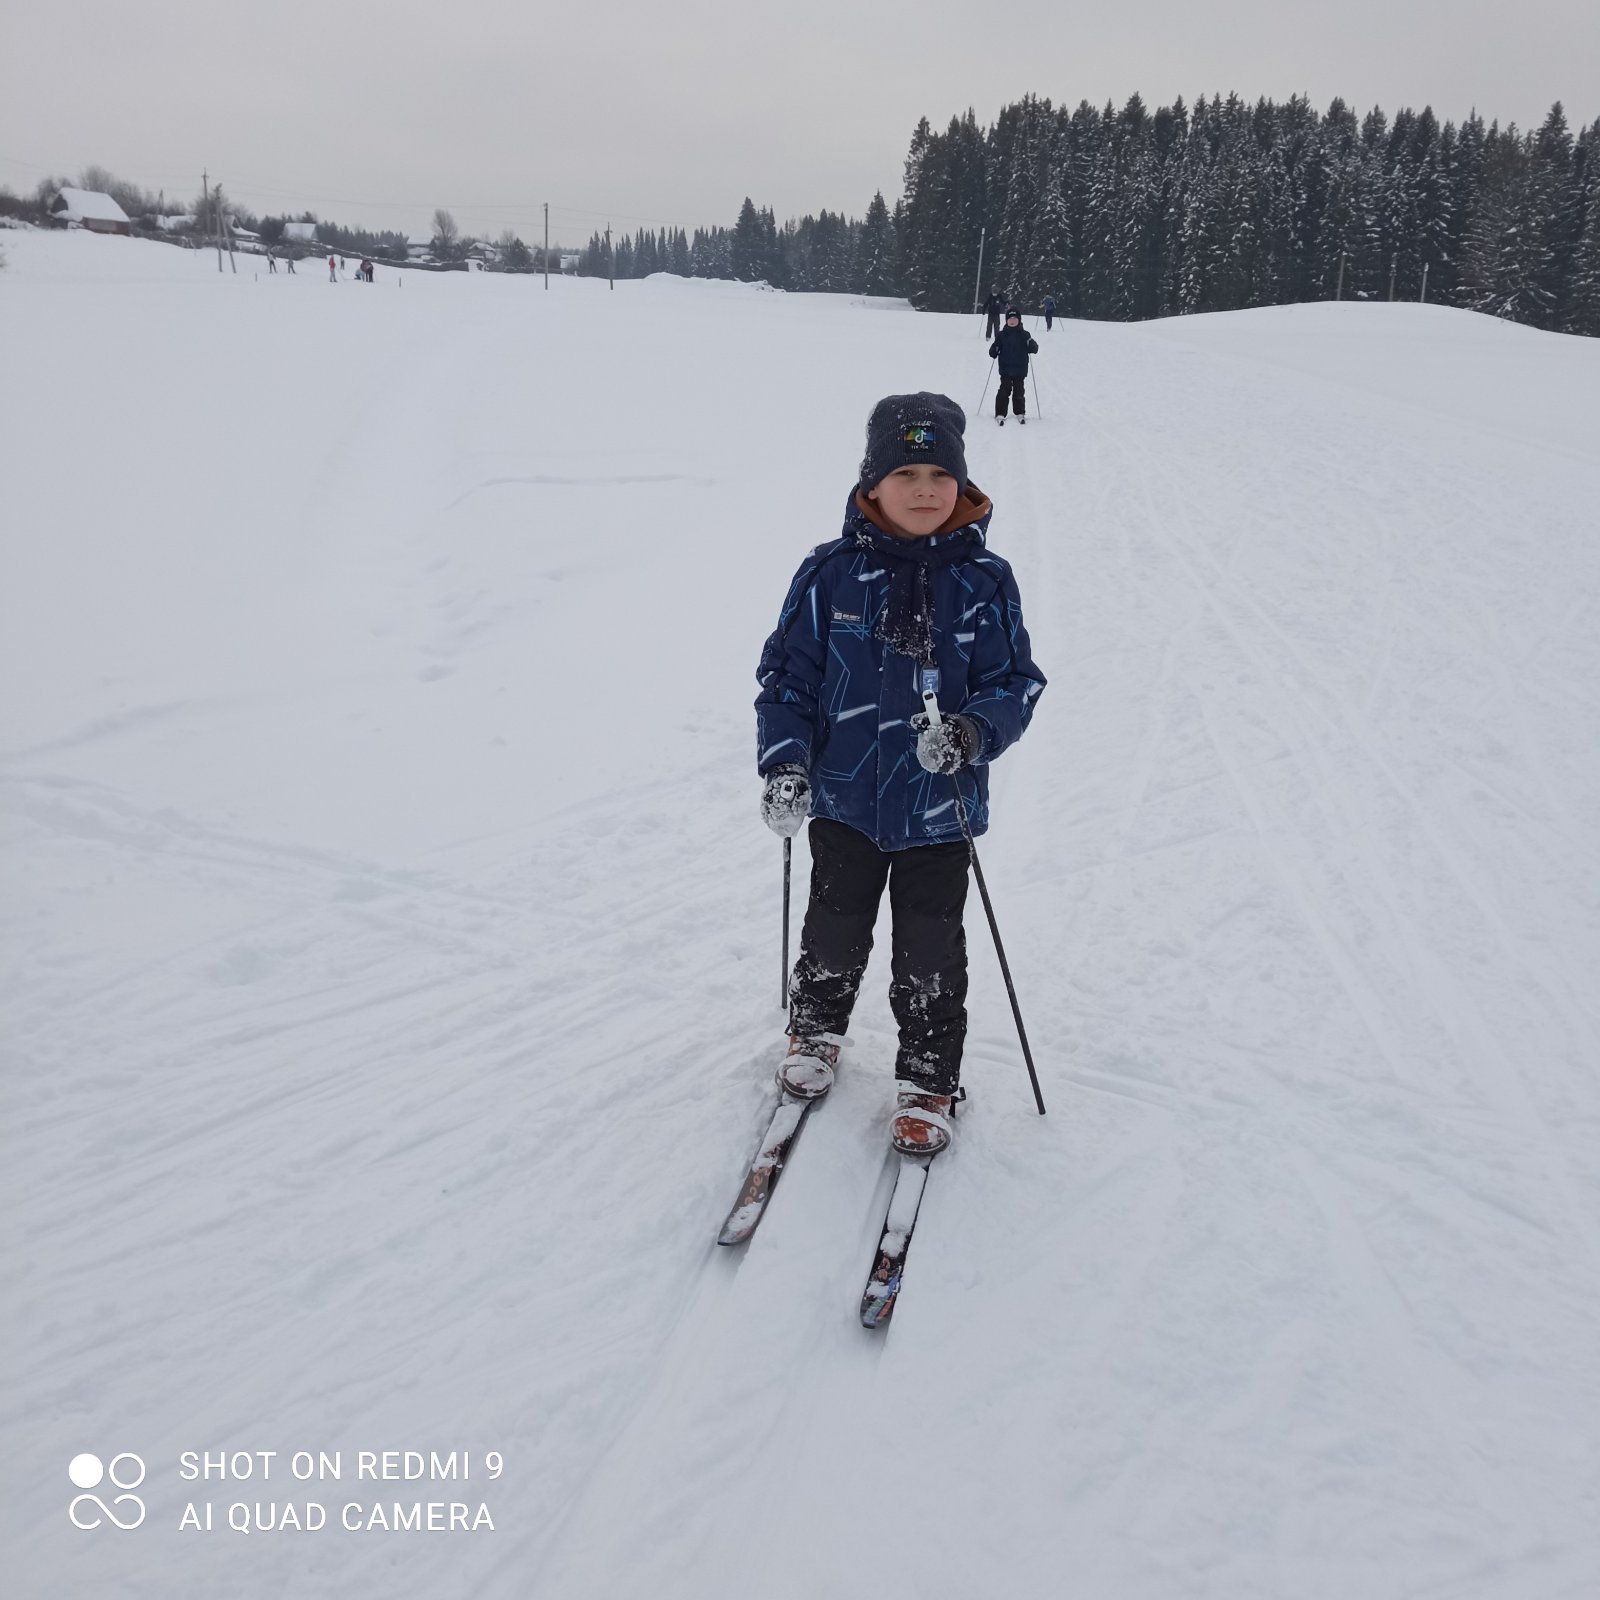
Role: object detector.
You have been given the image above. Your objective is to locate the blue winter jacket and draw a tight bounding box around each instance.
[755,486,1046,851]
[989,324,1039,377]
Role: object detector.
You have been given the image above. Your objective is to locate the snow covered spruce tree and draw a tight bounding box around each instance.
[549,92,1594,331]
[858,191,898,295]
[731,198,781,283]
[1569,184,1600,335]
[897,110,989,311]
[888,92,1598,333]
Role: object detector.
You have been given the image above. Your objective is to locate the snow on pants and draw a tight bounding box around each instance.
[996,374,1027,417]
[789,817,971,1094]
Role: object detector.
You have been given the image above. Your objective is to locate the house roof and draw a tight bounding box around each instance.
[54,188,132,224]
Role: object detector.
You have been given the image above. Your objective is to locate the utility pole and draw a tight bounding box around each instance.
[204,172,222,271]
[971,226,986,314]
[1420,262,1430,303]
[606,223,613,290]
[1335,250,1345,301]
[544,202,549,291]
[1388,253,1397,302]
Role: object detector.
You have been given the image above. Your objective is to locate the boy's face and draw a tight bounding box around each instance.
[867,464,960,539]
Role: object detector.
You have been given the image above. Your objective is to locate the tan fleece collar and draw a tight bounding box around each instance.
[854,480,992,540]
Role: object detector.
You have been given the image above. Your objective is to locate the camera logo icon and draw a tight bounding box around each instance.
[68,1453,146,1529]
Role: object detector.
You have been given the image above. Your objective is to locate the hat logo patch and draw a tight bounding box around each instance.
[902,423,936,449]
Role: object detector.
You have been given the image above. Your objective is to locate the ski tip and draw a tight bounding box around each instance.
[717,1196,766,1246]
[860,1284,900,1330]
[860,1257,904,1329]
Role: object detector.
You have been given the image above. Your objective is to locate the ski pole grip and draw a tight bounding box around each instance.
[921,688,942,727]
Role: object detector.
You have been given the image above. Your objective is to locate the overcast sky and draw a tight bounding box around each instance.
[3,0,1596,243]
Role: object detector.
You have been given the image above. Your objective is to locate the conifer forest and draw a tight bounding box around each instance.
[581,93,1600,336]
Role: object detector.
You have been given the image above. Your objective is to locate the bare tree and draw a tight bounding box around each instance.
[77,165,160,219]
[431,208,460,260]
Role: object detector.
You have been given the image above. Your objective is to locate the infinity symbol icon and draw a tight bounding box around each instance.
[69,1492,146,1529]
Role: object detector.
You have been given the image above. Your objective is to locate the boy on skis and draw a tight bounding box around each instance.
[989,308,1038,424]
[755,393,1045,1155]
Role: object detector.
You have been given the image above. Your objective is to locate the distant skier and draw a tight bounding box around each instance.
[989,308,1038,424]
[360,257,374,283]
[756,393,1046,1155]
[1042,294,1055,330]
[285,255,296,274]
[328,255,337,282]
[266,251,278,274]
[982,288,1003,340]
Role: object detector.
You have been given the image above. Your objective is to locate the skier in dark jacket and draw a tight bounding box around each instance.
[1042,294,1056,330]
[989,309,1039,424]
[756,392,1046,1155]
[982,289,1003,340]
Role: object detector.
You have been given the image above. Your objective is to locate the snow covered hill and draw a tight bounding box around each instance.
[4,228,1599,1599]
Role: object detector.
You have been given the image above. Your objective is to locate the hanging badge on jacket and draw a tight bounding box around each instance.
[920,667,941,698]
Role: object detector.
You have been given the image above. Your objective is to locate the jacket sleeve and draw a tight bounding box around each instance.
[754,548,832,775]
[959,557,1046,763]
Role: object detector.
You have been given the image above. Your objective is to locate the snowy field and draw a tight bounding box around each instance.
[4,228,1600,1599]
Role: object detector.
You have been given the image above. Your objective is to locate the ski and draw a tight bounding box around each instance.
[859,1153,934,1328]
[717,1093,814,1246]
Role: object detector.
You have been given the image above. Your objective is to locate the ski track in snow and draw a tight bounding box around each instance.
[4,232,1600,1598]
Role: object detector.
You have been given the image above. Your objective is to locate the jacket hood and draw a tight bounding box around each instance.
[850,480,993,542]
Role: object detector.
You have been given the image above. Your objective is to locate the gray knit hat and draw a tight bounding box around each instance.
[858,392,968,495]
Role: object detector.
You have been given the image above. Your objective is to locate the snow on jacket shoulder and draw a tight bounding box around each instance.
[755,486,1046,851]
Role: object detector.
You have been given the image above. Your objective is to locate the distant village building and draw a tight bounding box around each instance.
[156,215,192,232]
[283,221,318,243]
[50,188,131,235]
[560,254,580,272]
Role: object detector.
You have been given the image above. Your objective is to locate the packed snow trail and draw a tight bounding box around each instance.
[3,232,1599,1599]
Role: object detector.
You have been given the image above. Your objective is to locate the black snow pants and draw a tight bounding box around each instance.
[985,310,1001,340]
[789,818,971,1095]
[996,374,1027,417]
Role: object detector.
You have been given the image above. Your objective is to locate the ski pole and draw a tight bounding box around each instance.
[977,356,995,416]
[1030,357,1044,422]
[781,835,792,1011]
[772,769,805,1011]
[921,691,1046,1115]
